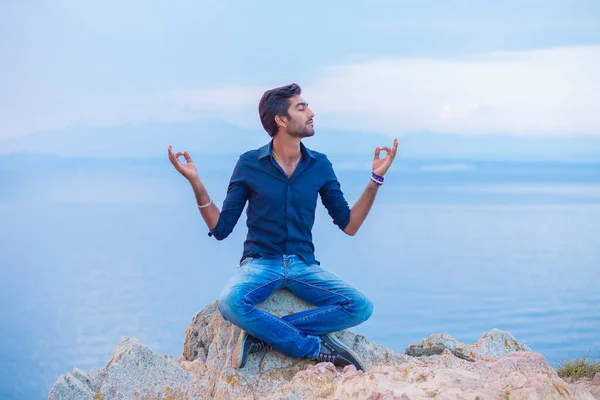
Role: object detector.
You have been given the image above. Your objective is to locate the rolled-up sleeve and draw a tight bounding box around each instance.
[208,157,249,240]
[319,158,351,231]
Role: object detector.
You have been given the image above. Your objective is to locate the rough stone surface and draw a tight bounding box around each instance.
[405,328,533,361]
[48,370,94,400]
[49,289,597,399]
[49,337,197,399]
[265,352,596,399]
[572,372,600,398]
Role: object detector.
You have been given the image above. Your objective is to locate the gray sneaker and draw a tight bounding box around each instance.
[232,331,271,369]
[316,333,366,371]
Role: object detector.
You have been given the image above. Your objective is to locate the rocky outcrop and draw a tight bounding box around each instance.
[49,337,195,400]
[49,289,597,399]
[571,373,600,399]
[404,329,532,361]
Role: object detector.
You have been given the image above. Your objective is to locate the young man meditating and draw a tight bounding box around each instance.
[168,83,398,371]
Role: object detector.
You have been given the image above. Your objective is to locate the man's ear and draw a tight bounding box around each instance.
[275,115,288,129]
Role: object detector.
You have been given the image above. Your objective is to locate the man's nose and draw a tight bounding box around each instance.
[307,107,315,118]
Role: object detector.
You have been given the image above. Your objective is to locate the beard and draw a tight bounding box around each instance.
[289,124,315,138]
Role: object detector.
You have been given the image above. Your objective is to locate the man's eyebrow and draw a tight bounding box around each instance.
[295,102,308,108]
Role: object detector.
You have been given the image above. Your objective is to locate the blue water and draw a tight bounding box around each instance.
[1,158,599,399]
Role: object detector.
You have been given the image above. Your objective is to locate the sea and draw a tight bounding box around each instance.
[0,156,599,399]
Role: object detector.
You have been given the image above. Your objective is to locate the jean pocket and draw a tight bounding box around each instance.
[238,257,253,269]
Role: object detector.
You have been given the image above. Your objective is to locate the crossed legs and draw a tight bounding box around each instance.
[217,255,373,359]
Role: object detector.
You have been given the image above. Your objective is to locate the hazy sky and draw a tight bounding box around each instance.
[1,0,600,140]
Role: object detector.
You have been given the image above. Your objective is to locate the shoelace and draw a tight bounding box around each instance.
[317,354,337,363]
[252,341,272,372]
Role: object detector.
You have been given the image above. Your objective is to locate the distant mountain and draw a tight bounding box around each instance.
[0,119,397,158]
[0,120,267,158]
[0,119,599,162]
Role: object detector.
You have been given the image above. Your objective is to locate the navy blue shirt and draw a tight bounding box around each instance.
[209,140,351,265]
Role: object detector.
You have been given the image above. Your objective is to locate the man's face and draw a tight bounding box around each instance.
[283,95,315,138]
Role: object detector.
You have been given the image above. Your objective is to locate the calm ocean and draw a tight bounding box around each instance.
[1,158,599,399]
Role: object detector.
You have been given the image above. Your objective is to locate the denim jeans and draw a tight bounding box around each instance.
[217,255,374,359]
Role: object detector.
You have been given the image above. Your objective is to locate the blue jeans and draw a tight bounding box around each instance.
[217,255,374,359]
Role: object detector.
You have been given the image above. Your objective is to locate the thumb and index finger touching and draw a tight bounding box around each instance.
[168,145,193,165]
[374,138,399,161]
[175,151,192,163]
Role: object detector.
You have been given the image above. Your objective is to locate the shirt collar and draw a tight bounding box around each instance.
[258,139,316,160]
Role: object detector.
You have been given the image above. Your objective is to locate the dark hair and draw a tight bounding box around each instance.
[258,83,302,137]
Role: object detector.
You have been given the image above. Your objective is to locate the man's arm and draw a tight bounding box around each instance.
[207,158,249,240]
[343,180,379,236]
[168,146,248,239]
[330,138,398,236]
[189,177,220,230]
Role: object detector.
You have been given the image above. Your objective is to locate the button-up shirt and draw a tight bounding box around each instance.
[209,140,351,265]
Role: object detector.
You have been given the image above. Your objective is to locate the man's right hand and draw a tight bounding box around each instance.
[168,145,199,181]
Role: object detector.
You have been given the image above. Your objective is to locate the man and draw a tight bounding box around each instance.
[168,83,397,372]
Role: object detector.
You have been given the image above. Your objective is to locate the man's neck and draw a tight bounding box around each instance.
[272,134,302,164]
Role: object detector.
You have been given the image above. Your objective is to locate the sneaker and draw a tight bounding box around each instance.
[232,331,271,369]
[316,333,366,371]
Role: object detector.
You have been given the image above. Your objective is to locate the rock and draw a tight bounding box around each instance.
[405,328,533,361]
[178,289,411,399]
[49,289,597,399]
[48,370,94,400]
[182,289,410,371]
[49,337,198,400]
[98,337,194,398]
[267,352,596,399]
[404,333,462,359]
[572,372,600,399]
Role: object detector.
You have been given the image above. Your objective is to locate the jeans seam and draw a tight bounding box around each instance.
[285,305,340,324]
[240,278,299,335]
[283,256,289,286]
[287,278,352,304]
[256,307,301,335]
[242,278,283,305]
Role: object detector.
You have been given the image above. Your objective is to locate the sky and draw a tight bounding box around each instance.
[1,0,600,142]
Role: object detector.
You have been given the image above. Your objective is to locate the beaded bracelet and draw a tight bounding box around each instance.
[371,172,384,186]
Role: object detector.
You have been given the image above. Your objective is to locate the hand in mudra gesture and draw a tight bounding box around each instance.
[372,138,398,176]
[168,145,198,181]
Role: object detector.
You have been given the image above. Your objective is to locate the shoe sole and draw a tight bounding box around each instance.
[232,331,248,369]
[324,333,366,371]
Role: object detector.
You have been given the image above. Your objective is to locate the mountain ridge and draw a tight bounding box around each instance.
[1,119,599,162]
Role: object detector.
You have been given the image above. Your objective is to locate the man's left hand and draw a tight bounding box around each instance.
[372,138,398,176]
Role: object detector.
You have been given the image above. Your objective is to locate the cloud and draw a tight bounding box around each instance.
[175,46,600,137]
[2,46,599,139]
[304,46,600,136]
[176,86,265,110]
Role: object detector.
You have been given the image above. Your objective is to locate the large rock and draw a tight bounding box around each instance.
[49,289,597,399]
[268,352,596,400]
[49,337,197,399]
[404,329,533,361]
[179,289,410,399]
[182,289,408,368]
[572,373,600,398]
